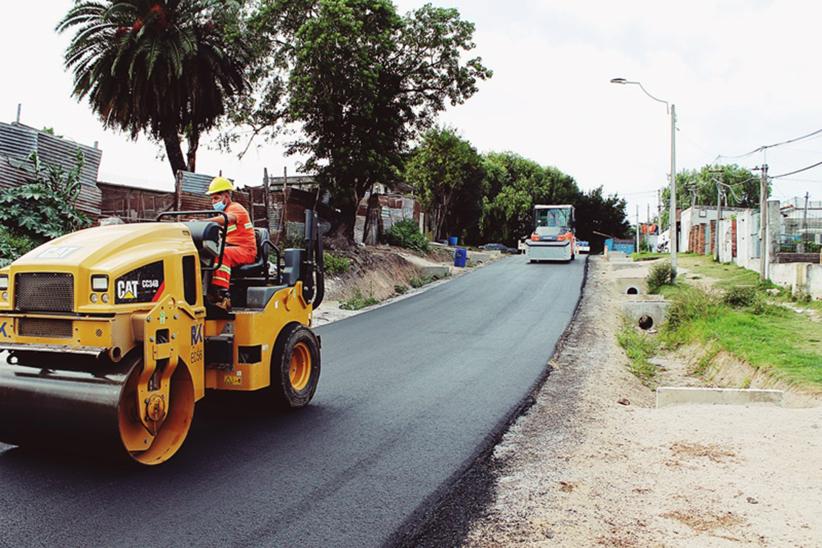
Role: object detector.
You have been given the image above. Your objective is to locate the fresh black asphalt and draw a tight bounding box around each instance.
[0,254,585,547]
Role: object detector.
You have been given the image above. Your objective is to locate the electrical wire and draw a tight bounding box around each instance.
[715,126,822,162]
[770,159,822,179]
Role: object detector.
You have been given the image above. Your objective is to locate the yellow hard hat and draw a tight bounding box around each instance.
[206,176,234,195]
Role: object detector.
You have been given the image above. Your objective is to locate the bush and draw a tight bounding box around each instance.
[722,286,757,308]
[0,226,39,267]
[323,252,350,275]
[394,284,408,295]
[0,152,90,240]
[646,260,675,293]
[385,219,429,253]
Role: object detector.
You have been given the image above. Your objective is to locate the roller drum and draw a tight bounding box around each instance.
[0,355,136,455]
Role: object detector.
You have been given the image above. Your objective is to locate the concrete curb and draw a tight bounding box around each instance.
[656,387,784,408]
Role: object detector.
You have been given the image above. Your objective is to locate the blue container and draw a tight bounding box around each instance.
[448,236,459,246]
[454,247,467,268]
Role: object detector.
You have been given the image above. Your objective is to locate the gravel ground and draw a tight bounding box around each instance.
[415,255,822,547]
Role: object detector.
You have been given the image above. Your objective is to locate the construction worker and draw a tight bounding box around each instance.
[205,176,257,308]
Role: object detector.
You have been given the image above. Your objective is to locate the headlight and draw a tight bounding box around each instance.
[0,275,8,290]
[91,275,108,292]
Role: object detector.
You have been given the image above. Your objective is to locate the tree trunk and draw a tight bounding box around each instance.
[186,131,200,172]
[163,134,187,176]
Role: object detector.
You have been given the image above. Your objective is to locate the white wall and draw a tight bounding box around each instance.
[769,262,822,299]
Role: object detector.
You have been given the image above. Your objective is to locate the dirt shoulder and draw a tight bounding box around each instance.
[460,256,822,547]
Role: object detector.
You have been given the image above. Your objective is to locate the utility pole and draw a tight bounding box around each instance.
[636,204,640,252]
[669,104,678,273]
[756,164,769,280]
[800,191,810,253]
[716,183,722,261]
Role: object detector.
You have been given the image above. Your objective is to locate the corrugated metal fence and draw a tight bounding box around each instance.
[0,122,102,216]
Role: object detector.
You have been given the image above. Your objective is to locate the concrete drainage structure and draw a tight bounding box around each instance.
[621,296,670,331]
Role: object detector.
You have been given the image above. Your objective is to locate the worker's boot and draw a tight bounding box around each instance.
[207,287,231,312]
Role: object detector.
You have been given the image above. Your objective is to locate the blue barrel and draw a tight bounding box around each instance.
[448,236,459,246]
[454,247,467,267]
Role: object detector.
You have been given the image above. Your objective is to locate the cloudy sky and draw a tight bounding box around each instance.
[1,1,820,224]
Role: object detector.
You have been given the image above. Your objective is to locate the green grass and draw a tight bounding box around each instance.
[677,254,764,290]
[631,252,667,262]
[617,322,659,384]
[409,271,449,288]
[660,283,822,387]
[323,252,351,275]
[339,290,379,310]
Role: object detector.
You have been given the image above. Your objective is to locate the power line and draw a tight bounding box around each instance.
[770,159,822,179]
[715,126,822,162]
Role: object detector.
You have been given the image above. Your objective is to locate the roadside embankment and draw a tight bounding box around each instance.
[314,244,504,326]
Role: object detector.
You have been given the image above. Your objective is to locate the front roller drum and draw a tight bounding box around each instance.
[0,354,194,465]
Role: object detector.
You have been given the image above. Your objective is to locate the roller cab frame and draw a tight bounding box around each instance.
[0,210,325,465]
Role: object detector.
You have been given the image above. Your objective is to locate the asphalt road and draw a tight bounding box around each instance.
[0,254,586,547]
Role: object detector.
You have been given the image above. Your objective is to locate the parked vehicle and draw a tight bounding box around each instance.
[576,240,590,254]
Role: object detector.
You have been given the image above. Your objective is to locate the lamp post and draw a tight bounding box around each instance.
[610,78,677,273]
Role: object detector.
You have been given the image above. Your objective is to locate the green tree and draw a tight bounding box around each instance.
[406,127,484,240]
[573,186,631,251]
[660,164,762,228]
[479,152,580,244]
[57,0,252,174]
[247,0,491,239]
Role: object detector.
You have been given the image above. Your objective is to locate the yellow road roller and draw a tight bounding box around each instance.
[0,210,325,465]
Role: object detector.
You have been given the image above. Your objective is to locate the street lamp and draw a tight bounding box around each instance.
[610,77,678,273]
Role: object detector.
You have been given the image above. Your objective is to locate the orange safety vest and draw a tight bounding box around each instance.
[225,202,257,252]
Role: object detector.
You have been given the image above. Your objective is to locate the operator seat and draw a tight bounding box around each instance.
[184,221,222,262]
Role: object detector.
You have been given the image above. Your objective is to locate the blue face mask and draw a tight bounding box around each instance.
[212,200,226,212]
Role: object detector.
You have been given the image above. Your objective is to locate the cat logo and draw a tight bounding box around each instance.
[116,280,138,301]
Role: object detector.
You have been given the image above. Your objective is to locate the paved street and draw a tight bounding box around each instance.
[0,255,585,547]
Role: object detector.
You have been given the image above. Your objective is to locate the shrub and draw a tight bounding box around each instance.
[646,260,675,293]
[722,286,757,308]
[323,252,350,275]
[0,226,39,267]
[385,219,429,253]
[394,284,408,295]
[0,152,90,241]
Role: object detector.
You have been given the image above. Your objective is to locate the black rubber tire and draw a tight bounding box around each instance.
[270,325,321,409]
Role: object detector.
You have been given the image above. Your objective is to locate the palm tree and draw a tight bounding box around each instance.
[57,0,250,174]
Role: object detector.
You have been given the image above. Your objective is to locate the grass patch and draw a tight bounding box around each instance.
[409,271,448,288]
[661,283,822,387]
[617,321,659,384]
[339,290,379,311]
[631,252,667,261]
[394,284,408,295]
[677,254,764,290]
[323,251,350,275]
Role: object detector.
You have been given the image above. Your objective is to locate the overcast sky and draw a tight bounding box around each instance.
[1,1,820,225]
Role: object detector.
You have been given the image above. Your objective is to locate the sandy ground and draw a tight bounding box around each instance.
[463,256,822,547]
